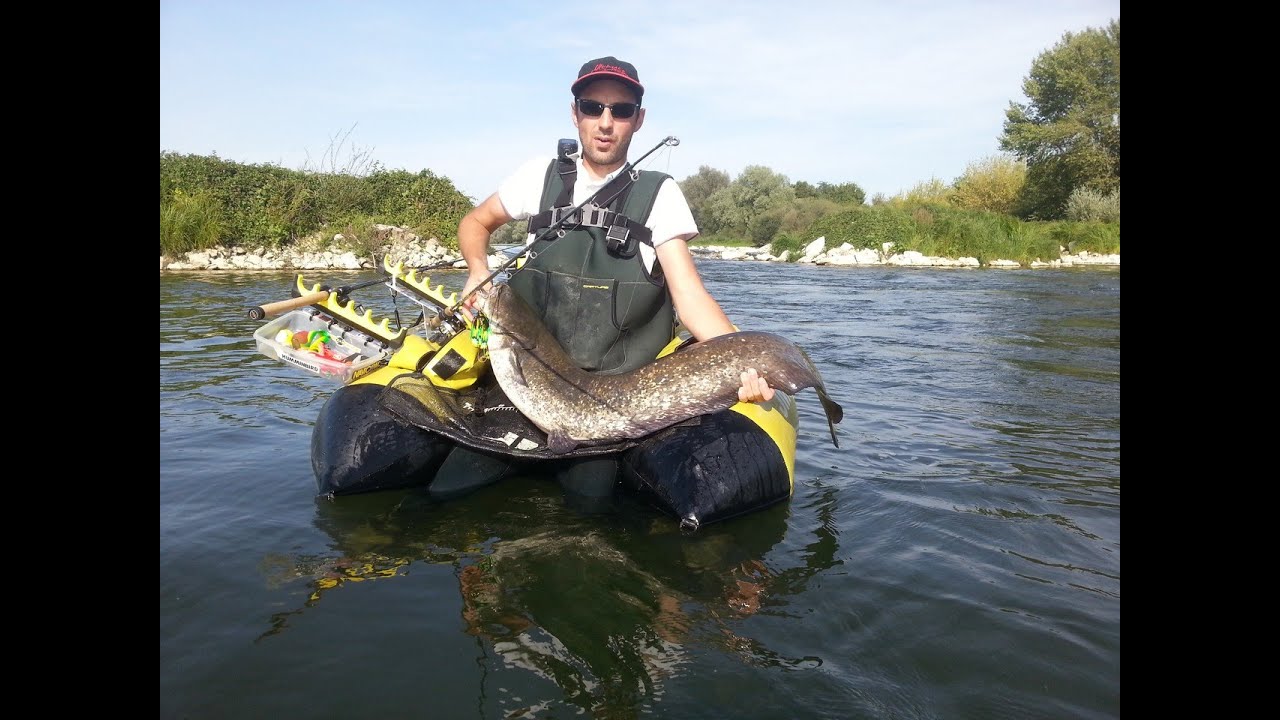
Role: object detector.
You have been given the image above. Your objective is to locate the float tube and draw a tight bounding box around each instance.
[252,260,799,529]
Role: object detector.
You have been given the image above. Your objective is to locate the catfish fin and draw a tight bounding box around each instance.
[547,430,579,455]
[816,388,844,448]
[511,348,528,388]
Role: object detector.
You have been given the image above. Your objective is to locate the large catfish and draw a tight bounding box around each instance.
[476,283,844,454]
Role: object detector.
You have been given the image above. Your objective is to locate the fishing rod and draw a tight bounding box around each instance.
[426,134,681,332]
[245,275,391,320]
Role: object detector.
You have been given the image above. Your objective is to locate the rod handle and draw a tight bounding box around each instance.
[247,291,329,321]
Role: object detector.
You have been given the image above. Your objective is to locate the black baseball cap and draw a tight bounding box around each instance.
[571,56,644,101]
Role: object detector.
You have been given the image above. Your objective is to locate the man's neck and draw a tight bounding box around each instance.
[581,157,627,182]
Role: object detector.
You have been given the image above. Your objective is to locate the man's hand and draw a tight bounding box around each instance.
[738,368,775,404]
[459,271,492,321]
[456,192,515,321]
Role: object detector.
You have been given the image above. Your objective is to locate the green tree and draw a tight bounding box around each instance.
[814,181,867,206]
[678,166,731,234]
[1000,18,1120,219]
[760,196,844,241]
[490,219,529,246]
[792,180,865,205]
[702,165,796,245]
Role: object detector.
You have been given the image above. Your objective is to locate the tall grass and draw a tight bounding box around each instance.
[694,203,1117,266]
[160,193,223,256]
[906,207,1059,265]
[1050,221,1120,255]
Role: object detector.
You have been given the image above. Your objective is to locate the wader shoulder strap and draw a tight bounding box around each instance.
[551,157,575,208]
[620,170,669,231]
[527,158,576,234]
[525,166,671,249]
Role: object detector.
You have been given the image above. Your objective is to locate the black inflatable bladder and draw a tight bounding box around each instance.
[312,383,455,496]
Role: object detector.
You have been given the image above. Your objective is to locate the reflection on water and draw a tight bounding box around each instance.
[249,481,822,716]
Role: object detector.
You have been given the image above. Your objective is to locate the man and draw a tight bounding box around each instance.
[433,55,772,502]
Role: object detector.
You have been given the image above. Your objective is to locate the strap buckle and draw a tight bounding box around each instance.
[606,223,634,256]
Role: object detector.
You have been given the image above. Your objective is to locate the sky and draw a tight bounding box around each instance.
[160,0,1120,204]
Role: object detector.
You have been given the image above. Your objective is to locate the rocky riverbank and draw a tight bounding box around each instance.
[159,224,1119,272]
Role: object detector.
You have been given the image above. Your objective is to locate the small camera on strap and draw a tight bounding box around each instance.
[606,223,636,257]
[557,139,579,162]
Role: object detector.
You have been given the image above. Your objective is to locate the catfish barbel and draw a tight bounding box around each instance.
[476,283,844,454]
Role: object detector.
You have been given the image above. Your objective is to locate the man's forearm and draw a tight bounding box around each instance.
[457,215,493,274]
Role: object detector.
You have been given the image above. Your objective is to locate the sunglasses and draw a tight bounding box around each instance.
[575,98,640,119]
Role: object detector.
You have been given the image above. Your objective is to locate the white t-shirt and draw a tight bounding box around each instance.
[497,155,699,272]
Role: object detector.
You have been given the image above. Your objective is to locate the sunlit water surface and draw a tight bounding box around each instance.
[160,262,1119,719]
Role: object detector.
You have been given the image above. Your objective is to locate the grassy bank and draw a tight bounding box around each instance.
[162,152,1118,267]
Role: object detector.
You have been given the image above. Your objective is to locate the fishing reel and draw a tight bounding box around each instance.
[423,308,469,347]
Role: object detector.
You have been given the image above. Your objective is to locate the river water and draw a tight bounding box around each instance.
[159,260,1120,719]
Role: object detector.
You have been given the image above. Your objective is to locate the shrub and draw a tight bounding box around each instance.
[806,206,914,251]
[949,155,1026,215]
[898,178,953,207]
[748,212,783,246]
[768,232,807,261]
[1064,187,1121,223]
[159,151,473,251]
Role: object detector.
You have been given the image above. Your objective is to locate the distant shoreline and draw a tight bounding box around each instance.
[160,242,1119,273]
